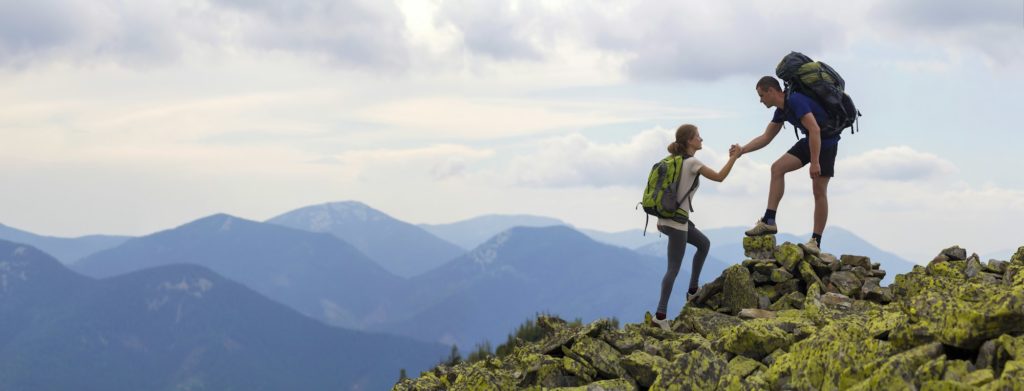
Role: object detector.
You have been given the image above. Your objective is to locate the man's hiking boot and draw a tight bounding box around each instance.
[745,219,778,236]
[799,238,821,256]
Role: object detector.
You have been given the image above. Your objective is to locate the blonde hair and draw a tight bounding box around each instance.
[667,124,698,155]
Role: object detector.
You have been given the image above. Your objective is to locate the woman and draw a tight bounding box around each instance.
[653,124,740,330]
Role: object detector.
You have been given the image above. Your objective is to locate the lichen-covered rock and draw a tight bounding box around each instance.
[619,351,667,389]
[846,342,944,390]
[769,291,805,311]
[840,254,872,270]
[717,355,767,390]
[965,255,984,278]
[564,337,628,379]
[820,292,853,310]
[392,371,446,391]
[975,334,1024,377]
[649,346,728,391]
[830,270,862,297]
[763,315,897,389]
[770,267,793,283]
[678,306,743,340]
[448,362,519,391]
[721,264,758,315]
[544,378,637,391]
[935,246,968,262]
[397,244,1024,391]
[531,355,588,388]
[743,235,776,259]
[900,283,1024,349]
[718,318,798,360]
[774,242,804,271]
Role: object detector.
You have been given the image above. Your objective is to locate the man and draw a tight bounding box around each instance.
[733,76,840,255]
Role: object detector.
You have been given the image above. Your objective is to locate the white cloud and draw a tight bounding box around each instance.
[837,146,958,182]
[868,0,1024,69]
[328,144,495,180]
[507,128,670,187]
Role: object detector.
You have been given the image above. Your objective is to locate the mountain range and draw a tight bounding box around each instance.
[268,201,464,278]
[73,213,402,330]
[0,239,447,391]
[0,223,129,264]
[3,200,934,388]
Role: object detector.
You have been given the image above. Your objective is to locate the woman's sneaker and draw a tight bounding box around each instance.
[651,317,672,331]
[745,219,778,236]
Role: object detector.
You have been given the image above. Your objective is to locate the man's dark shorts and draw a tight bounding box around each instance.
[786,138,839,177]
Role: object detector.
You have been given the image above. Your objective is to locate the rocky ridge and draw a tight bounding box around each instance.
[394,237,1024,390]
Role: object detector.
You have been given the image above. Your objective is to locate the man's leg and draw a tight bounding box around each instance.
[747,153,805,236]
[767,153,805,211]
[812,174,831,236]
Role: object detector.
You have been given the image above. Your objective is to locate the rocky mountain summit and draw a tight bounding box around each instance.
[394,236,1024,390]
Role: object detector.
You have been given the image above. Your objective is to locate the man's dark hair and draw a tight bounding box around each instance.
[756,76,782,92]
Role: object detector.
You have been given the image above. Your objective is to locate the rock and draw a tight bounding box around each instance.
[738,308,776,319]
[985,259,1009,274]
[717,355,767,390]
[840,254,872,270]
[774,243,804,272]
[721,265,759,316]
[564,337,627,379]
[401,243,1024,391]
[678,306,743,340]
[649,346,727,391]
[751,261,777,275]
[770,268,793,283]
[965,255,984,278]
[861,278,892,304]
[774,278,801,299]
[797,260,823,288]
[942,246,969,261]
[751,271,771,285]
[719,318,797,360]
[899,283,1024,349]
[561,378,636,391]
[1013,246,1024,263]
[830,270,863,298]
[769,291,805,311]
[743,235,776,259]
[820,292,854,310]
[846,342,944,390]
[619,351,668,389]
[530,355,588,388]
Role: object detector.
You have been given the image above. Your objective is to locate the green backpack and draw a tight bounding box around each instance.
[638,154,699,234]
[775,51,861,139]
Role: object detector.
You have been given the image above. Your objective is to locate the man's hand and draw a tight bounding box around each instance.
[730,144,743,157]
[810,162,821,179]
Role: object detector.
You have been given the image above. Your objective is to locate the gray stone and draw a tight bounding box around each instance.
[830,271,863,298]
[940,245,968,261]
[722,265,759,315]
[840,254,872,270]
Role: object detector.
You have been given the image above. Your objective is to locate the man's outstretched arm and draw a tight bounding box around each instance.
[739,122,783,155]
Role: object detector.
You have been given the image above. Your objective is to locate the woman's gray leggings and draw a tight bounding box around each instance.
[656,222,710,315]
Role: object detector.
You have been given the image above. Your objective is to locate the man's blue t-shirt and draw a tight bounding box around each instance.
[772,92,839,144]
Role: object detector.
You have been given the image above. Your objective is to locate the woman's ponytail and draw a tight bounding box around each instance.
[667,124,698,156]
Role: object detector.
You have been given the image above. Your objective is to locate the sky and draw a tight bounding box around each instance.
[0,0,1022,262]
